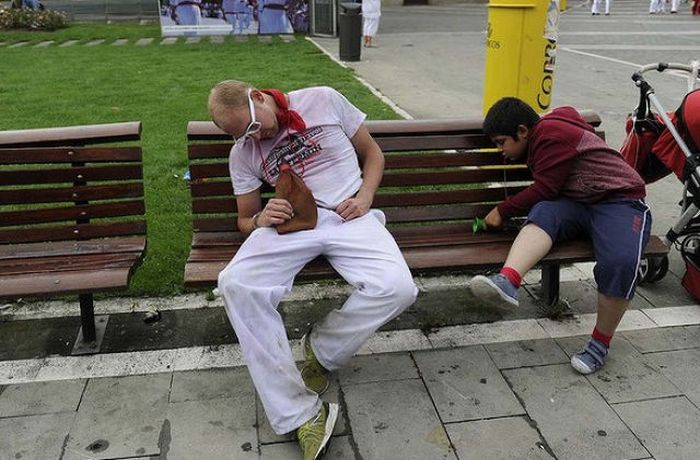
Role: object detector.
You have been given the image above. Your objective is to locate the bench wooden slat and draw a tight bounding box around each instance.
[0,183,144,205]
[0,147,142,164]
[183,236,668,288]
[375,135,492,152]
[1,252,141,276]
[188,143,232,159]
[380,169,532,186]
[188,163,532,186]
[0,236,146,260]
[374,187,528,208]
[0,221,146,244]
[384,152,513,169]
[0,122,141,148]
[0,164,142,186]
[193,217,239,232]
[0,200,145,227]
[0,266,138,298]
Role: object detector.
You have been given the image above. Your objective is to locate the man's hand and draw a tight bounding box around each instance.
[336,196,371,221]
[484,207,503,229]
[257,198,294,227]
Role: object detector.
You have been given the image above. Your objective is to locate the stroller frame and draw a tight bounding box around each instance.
[632,61,700,246]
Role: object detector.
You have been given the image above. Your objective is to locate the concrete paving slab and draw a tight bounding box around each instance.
[280,35,296,43]
[0,379,85,417]
[0,358,44,383]
[258,35,272,43]
[428,319,548,349]
[537,310,656,338]
[8,41,28,48]
[170,366,254,403]
[166,397,257,459]
[234,35,249,42]
[136,38,154,46]
[636,272,696,307]
[185,37,201,44]
[257,376,348,444]
[160,37,178,45]
[343,379,456,459]
[613,396,700,460]
[485,338,570,369]
[0,412,75,460]
[445,416,554,460]
[645,348,700,407]
[209,36,224,43]
[414,347,524,422]
[621,324,700,353]
[85,39,105,46]
[556,336,681,404]
[356,328,432,354]
[112,38,129,46]
[58,40,79,48]
[64,373,171,459]
[642,304,700,327]
[259,435,355,459]
[338,352,419,385]
[34,40,54,48]
[503,364,649,460]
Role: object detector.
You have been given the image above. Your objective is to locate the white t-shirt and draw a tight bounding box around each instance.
[228,86,366,209]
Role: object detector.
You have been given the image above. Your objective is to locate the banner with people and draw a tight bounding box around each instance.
[159,0,309,36]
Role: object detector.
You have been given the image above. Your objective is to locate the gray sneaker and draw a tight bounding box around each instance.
[469,274,519,312]
[571,338,608,374]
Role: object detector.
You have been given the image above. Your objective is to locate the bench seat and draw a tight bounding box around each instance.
[184,114,669,306]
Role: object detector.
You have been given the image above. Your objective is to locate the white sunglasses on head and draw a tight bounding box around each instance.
[234,88,262,143]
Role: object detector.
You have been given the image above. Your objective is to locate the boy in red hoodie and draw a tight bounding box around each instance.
[470,97,651,375]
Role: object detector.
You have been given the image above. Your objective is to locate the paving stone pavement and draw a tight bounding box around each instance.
[2,325,700,459]
[0,35,296,48]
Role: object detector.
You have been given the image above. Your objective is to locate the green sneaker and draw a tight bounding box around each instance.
[296,402,339,460]
[300,334,330,394]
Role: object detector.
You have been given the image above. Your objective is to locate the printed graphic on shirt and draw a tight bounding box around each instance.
[261,126,323,181]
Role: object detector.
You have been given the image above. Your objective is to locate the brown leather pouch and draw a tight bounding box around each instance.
[275,163,318,234]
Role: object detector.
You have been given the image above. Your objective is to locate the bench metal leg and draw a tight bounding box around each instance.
[79,293,96,341]
[72,294,108,355]
[541,264,560,306]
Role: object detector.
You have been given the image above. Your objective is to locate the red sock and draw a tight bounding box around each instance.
[592,327,612,347]
[500,266,522,288]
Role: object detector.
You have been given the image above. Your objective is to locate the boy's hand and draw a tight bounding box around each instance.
[484,207,503,229]
[259,198,294,227]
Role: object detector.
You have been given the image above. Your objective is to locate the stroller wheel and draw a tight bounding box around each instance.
[638,256,669,284]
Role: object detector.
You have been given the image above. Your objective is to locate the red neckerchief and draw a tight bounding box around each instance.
[261,89,306,133]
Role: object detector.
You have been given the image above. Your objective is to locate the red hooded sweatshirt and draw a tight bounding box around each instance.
[497,107,646,219]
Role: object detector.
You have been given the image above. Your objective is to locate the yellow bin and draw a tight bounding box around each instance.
[482,0,561,114]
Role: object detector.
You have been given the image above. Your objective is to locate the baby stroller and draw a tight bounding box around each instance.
[620,61,700,298]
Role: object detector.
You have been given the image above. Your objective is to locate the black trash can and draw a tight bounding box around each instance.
[338,2,361,61]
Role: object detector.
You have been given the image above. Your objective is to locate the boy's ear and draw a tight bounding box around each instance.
[516,124,530,140]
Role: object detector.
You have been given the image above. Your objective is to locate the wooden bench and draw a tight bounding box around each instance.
[0,122,147,354]
[184,113,668,307]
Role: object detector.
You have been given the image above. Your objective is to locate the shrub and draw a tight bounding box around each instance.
[0,8,69,31]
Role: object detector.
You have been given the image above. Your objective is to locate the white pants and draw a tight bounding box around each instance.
[363,16,380,37]
[176,4,201,25]
[591,0,610,14]
[649,0,666,12]
[218,208,417,434]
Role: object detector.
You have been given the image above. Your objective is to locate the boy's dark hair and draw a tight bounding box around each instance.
[483,97,541,139]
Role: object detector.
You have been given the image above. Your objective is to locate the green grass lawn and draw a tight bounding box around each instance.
[0,23,402,296]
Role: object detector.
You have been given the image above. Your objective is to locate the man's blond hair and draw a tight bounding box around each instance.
[208,80,254,128]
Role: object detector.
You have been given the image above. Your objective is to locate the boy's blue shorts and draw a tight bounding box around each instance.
[527,199,652,300]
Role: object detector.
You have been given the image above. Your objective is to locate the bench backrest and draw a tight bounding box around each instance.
[0,122,146,245]
[186,113,602,238]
